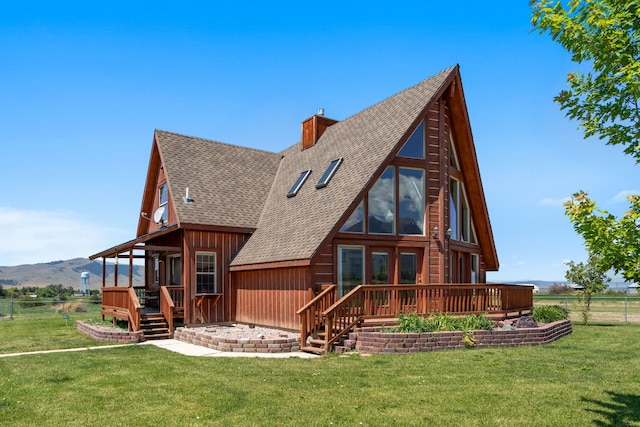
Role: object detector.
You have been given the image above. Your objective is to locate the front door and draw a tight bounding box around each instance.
[399,249,422,284]
[371,248,393,284]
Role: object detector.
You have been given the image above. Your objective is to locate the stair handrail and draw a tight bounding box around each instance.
[160,286,176,332]
[127,287,141,332]
[321,285,366,354]
[296,285,337,347]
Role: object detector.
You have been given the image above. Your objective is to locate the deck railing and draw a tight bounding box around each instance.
[101,287,141,331]
[159,287,176,332]
[296,286,338,347]
[309,283,533,354]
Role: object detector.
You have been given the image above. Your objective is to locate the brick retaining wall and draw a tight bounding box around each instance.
[174,327,301,353]
[354,320,572,354]
[76,320,143,343]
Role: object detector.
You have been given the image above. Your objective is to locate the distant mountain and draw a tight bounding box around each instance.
[0,258,144,289]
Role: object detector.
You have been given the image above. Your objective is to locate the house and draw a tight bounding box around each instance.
[627,283,639,294]
[91,65,532,343]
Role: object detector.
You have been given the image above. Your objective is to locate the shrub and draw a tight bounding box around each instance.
[53,302,88,314]
[532,305,569,323]
[392,312,494,333]
[18,300,47,309]
[548,284,575,295]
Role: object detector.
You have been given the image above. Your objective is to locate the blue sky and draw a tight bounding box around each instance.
[1,1,638,282]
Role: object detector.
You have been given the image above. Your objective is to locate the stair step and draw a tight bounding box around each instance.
[300,346,325,355]
[309,338,325,347]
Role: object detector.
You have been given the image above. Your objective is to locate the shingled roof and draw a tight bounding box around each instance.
[154,130,282,230]
[230,66,456,266]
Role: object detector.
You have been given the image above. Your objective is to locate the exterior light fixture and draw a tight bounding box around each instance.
[446,228,453,239]
[432,226,439,239]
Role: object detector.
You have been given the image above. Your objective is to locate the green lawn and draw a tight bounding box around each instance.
[1,322,639,426]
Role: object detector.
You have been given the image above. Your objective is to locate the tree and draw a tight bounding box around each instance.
[564,255,610,325]
[565,191,640,284]
[531,0,640,161]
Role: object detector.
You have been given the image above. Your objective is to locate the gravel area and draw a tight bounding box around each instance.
[190,323,300,340]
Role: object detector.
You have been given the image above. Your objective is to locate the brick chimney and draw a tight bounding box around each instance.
[301,109,338,150]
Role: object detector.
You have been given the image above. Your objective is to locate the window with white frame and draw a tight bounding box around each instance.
[158,183,169,223]
[196,252,217,295]
[449,178,476,243]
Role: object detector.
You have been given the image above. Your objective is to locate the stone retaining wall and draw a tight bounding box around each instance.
[75,320,143,343]
[354,320,572,354]
[174,327,301,353]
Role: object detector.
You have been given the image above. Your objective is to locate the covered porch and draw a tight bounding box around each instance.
[90,225,186,338]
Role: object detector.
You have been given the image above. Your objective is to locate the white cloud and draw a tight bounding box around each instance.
[539,197,571,207]
[0,206,129,266]
[610,190,640,204]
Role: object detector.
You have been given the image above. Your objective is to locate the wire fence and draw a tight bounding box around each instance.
[2,296,639,323]
[534,295,640,323]
[0,298,102,323]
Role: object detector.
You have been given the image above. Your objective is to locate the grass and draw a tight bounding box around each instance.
[0,304,117,354]
[1,322,640,426]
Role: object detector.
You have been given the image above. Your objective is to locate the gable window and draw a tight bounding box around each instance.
[450,178,476,243]
[450,133,460,170]
[158,184,169,223]
[398,120,425,159]
[399,167,425,235]
[368,166,395,234]
[316,157,343,189]
[340,201,364,233]
[196,252,217,295]
[287,169,311,198]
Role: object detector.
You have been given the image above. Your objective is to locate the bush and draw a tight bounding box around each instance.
[18,300,47,309]
[53,302,88,314]
[532,305,569,323]
[548,284,575,295]
[392,312,494,333]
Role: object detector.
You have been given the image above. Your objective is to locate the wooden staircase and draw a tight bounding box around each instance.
[139,313,172,340]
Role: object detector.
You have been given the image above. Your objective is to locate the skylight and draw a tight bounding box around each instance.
[287,169,311,198]
[316,157,343,189]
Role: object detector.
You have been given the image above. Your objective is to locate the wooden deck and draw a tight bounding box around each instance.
[102,286,184,336]
[298,283,534,354]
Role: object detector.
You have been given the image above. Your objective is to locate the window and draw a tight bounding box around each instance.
[196,252,217,295]
[471,254,479,284]
[399,168,425,235]
[287,170,311,198]
[398,121,425,159]
[450,133,460,169]
[153,256,160,284]
[340,201,364,233]
[158,184,168,223]
[338,246,364,297]
[368,166,395,234]
[316,158,343,189]
[450,178,476,243]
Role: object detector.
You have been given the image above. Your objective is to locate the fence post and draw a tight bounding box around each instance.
[10,299,14,320]
[624,297,628,323]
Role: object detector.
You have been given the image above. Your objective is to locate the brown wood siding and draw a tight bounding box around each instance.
[232,266,313,330]
[313,243,334,288]
[183,229,250,325]
[427,102,445,284]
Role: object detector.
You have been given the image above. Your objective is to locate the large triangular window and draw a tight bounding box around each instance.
[397,120,425,159]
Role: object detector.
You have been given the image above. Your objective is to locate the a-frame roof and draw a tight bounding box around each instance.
[138,131,282,235]
[231,66,466,267]
[136,65,498,271]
